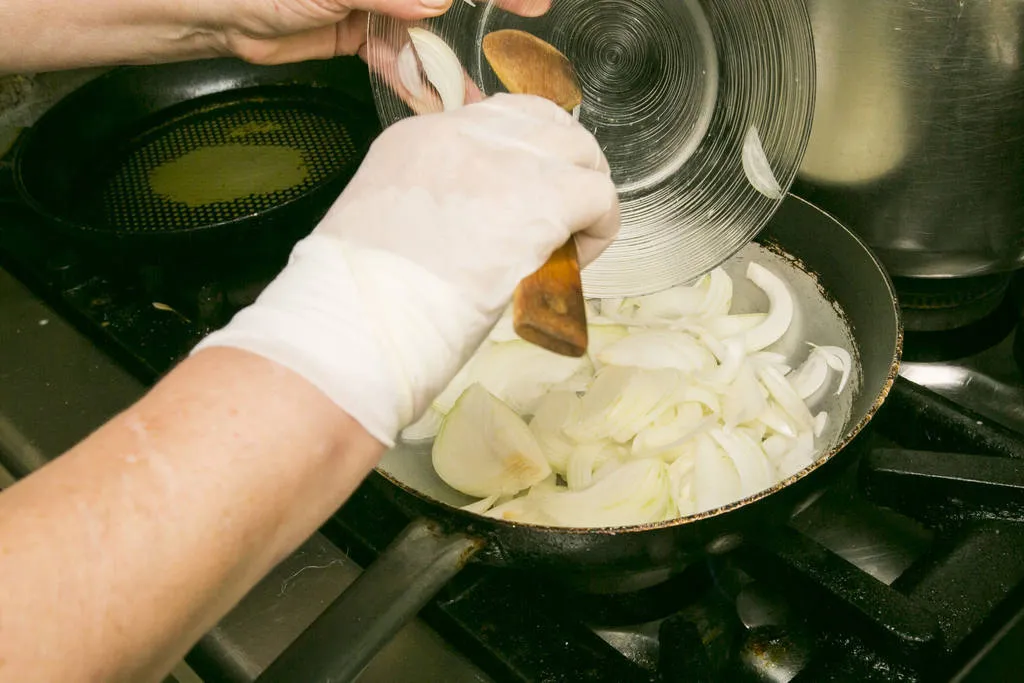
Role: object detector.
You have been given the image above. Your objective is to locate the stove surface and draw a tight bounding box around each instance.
[3,172,1024,682]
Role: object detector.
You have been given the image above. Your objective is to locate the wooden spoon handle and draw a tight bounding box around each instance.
[483,28,589,357]
[513,240,588,358]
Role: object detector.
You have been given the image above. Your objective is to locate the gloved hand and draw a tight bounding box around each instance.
[194,94,619,447]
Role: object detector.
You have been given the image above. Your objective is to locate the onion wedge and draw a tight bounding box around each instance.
[432,384,551,498]
[528,390,581,472]
[568,367,680,443]
[811,344,854,394]
[788,351,829,400]
[692,434,742,514]
[744,262,795,352]
[709,427,773,496]
[407,27,466,111]
[742,125,783,200]
[531,459,673,528]
[598,330,716,374]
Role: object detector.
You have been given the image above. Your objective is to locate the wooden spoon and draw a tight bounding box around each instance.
[483,29,588,358]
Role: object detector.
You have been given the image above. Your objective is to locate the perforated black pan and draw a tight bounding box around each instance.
[2,58,379,261]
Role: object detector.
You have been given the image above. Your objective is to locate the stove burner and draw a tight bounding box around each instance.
[900,272,1024,363]
[894,273,1013,333]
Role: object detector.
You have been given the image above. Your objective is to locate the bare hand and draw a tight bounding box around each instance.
[215,0,551,65]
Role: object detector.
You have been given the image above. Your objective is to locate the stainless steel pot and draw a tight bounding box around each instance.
[793,0,1024,279]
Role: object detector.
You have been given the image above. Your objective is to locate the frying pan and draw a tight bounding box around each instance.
[0,58,379,267]
[256,195,903,683]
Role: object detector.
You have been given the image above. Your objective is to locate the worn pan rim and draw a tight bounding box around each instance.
[375,194,904,535]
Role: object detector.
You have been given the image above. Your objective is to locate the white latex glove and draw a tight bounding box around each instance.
[193,93,619,446]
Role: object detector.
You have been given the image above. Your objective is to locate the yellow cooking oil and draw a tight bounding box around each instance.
[147,143,308,207]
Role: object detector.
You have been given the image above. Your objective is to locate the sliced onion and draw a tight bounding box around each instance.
[622,282,708,323]
[599,297,628,320]
[592,456,625,484]
[566,442,616,491]
[692,434,742,514]
[742,125,783,200]
[762,434,793,463]
[702,337,746,387]
[422,256,857,529]
[484,496,552,524]
[529,390,581,472]
[757,402,798,438]
[703,313,768,339]
[396,42,427,101]
[738,422,767,443]
[752,351,790,369]
[710,428,773,496]
[812,344,854,394]
[813,411,828,438]
[744,263,794,352]
[698,268,733,318]
[568,367,680,443]
[777,430,815,480]
[587,324,630,364]
[460,494,498,515]
[788,351,829,400]
[668,454,697,516]
[531,459,673,528]
[432,384,551,498]
[436,340,591,416]
[632,402,705,457]
[680,385,722,415]
[401,407,444,444]
[722,362,767,428]
[758,365,814,431]
[407,27,466,111]
[598,330,716,374]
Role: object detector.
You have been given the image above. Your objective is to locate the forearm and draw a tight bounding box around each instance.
[0,0,225,74]
[0,347,383,682]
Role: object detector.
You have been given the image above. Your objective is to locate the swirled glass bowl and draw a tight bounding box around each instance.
[367,0,815,297]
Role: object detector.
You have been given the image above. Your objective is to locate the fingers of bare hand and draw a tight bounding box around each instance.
[227,25,340,64]
[341,0,454,20]
[492,0,552,17]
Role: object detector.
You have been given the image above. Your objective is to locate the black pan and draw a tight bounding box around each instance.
[1,58,380,267]
[256,195,903,683]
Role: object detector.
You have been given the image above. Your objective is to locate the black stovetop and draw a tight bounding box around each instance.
[4,190,1024,682]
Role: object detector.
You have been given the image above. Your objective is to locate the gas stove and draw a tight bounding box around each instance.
[3,178,1024,682]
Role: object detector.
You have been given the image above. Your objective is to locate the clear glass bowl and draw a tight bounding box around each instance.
[367,0,815,297]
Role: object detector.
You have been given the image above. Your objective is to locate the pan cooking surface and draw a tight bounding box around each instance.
[96,94,360,233]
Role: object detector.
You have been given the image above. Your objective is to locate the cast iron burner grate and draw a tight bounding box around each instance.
[322,378,1024,683]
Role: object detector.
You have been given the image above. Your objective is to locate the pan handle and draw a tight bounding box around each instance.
[255,517,484,683]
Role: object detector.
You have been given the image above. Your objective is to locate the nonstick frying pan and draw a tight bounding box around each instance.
[0,58,380,266]
[256,195,903,683]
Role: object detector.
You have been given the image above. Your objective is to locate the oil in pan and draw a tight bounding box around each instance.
[98,89,362,233]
